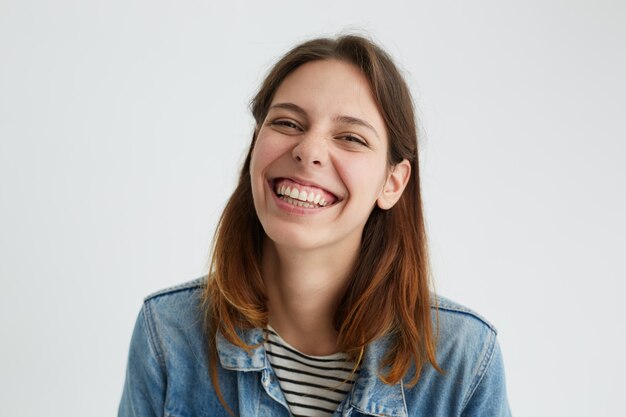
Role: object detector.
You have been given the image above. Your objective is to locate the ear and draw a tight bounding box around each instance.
[376,159,411,210]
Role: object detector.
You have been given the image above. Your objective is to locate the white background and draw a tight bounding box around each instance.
[1,1,624,416]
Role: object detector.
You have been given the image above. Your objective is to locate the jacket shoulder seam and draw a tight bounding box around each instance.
[142,300,167,370]
[460,328,498,411]
[143,276,207,302]
[431,298,498,335]
[140,276,207,370]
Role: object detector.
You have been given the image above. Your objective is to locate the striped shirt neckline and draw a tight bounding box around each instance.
[264,326,359,417]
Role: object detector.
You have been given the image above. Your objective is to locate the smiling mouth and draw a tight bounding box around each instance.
[272,178,339,209]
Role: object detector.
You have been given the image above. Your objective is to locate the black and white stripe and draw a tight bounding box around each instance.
[264,326,359,417]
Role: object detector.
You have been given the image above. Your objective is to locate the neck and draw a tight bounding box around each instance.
[262,235,360,356]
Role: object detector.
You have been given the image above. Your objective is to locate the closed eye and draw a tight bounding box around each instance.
[339,134,368,146]
[270,119,303,131]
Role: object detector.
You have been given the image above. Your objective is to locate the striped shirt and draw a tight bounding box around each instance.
[264,326,359,417]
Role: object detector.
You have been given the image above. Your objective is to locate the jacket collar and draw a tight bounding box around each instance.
[216,327,266,371]
[216,328,407,417]
[348,334,407,417]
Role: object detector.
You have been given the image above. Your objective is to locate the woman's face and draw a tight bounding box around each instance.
[249,59,395,254]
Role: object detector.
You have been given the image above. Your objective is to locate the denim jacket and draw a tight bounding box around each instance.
[119,278,511,417]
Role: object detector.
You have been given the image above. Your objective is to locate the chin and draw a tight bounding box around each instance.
[263,225,327,252]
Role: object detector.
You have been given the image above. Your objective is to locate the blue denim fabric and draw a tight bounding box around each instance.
[119,277,511,417]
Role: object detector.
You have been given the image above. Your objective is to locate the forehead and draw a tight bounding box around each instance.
[270,60,386,132]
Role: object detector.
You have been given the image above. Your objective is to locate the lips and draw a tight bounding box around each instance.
[272,177,339,207]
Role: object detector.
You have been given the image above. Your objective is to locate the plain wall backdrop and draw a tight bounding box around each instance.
[1,1,624,416]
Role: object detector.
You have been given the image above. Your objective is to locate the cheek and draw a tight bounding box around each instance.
[250,140,271,177]
[340,156,388,195]
[251,134,288,173]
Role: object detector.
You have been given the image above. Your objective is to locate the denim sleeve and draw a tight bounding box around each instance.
[118,304,166,417]
[461,337,512,417]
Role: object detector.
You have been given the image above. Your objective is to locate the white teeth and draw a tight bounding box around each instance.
[279,196,318,209]
[275,182,333,207]
[286,197,302,207]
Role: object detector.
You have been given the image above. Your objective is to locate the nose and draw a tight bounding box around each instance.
[291,132,328,167]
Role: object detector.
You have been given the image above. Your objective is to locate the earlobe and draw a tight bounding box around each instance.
[377,159,411,210]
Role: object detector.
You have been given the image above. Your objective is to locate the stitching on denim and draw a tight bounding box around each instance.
[220,364,266,372]
[143,301,167,370]
[351,393,404,417]
[432,298,498,335]
[350,404,397,417]
[259,368,292,415]
[460,327,497,411]
[144,276,206,302]
[400,378,408,417]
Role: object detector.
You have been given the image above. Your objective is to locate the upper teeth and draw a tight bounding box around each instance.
[277,185,327,206]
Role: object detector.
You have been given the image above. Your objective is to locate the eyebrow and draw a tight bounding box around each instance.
[269,102,380,139]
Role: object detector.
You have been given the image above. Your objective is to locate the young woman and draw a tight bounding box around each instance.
[119,35,511,417]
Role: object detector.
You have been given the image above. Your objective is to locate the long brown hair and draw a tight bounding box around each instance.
[203,34,442,412]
